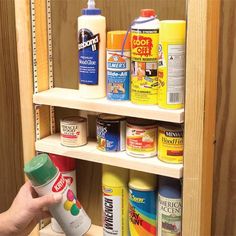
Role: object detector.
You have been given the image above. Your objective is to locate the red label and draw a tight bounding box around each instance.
[52,173,67,192]
[64,176,73,186]
[132,35,153,57]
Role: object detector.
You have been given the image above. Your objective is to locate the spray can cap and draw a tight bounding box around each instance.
[140,9,156,17]
[82,0,101,15]
[49,154,76,172]
[24,154,57,186]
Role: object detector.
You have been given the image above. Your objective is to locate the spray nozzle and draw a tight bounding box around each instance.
[88,0,95,9]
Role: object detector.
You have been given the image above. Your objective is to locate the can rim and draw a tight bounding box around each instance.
[61,116,87,124]
[127,118,157,127]
[98,113,126,122]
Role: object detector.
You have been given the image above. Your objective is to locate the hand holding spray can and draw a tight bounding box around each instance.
[24,154,91,236]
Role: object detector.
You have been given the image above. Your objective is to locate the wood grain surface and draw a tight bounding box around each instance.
[0,0,24,212]
[212,0,236,235]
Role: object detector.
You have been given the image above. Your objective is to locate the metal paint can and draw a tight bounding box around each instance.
[157,123,184,164]
[96,114,126,152]
[126,118,157,157]
[60,116,87,147]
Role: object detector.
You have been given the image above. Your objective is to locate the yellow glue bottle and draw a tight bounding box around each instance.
[158,20,186,109]
[129,170,157,236]
[102,165,129,236]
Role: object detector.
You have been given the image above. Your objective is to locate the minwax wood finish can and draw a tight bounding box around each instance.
[24,154,91,236]
[126,118,157,157]
[157,123,184,164]
[129,170,157,236]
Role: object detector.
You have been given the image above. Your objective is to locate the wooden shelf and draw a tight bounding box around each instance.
[35,134,183,178]
[33,88,184,123]
[40,223,102,236]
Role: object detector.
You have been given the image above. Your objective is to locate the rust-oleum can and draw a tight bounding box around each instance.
[24,154,91,236]
[96,114,126,152]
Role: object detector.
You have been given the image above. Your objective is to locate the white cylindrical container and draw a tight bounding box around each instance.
[49,154,77,233]
[60,116,87,147]
[78,1,106,98]
[24,154,91,236]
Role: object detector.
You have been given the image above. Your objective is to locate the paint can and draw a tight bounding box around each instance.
[158,177,182,236]
[126,118,157,157]
[60,116,87,147]
[129,170,157,236]
[102,165,129,236]
[49,154,77,233]
[107,31,131,101]
[96,114,126,152]
[157,123,184,164]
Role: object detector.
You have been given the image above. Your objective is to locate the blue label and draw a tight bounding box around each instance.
[79,28,99,85]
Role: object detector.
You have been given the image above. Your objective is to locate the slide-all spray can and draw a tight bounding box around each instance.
[129,170,157,236]
[24,154,91,236]
[102,165,129,236]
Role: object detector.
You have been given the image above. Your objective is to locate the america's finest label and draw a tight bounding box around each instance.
[107,50,130,101]
[129,188,156,236]
[158,194,182,236]
[103,185,126,236]
[79,28,100,85]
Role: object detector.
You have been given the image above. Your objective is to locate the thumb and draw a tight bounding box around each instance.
[32,193,62,210]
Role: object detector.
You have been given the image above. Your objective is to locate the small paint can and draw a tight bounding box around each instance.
[158,176,182,236]
[157,123,184,164]
[96,114,126,152]
[126,118,157,157]
[129,170,157,236]
[60,116,87,147]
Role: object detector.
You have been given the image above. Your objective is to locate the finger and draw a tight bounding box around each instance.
[32,193,62,210]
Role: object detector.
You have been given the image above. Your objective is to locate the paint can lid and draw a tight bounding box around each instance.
[49,154,76,172]
[98,113,126,122]
[102,165,129,187]
[24,154,57,186]
[159,176,182,198]
[159,20,186,42]
[129,170,157,190]
[127,117,157,127]
[107,31,131,50]
[140,9,156,18]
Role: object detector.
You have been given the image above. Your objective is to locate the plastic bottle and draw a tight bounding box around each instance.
[24,154,91,236]
[78,0,106,98]
[157,177,182,236]
[102,165,129,236]
[158,20,186,109]
[107,31,131,101]
[129,170,157,236]
[49,154,77,233]
[131,9,160,105]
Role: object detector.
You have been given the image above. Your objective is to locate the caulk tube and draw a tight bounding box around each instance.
[24,154,91,236]
[78,0,106,98]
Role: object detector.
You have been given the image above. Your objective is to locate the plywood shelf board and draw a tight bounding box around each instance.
[40,224,102,236]
[35,134,183,178]
[33,88,184,123]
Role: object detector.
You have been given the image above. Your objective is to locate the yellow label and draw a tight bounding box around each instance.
[158,126,183,163]
[158,42,185,109]
[131,29,159,105]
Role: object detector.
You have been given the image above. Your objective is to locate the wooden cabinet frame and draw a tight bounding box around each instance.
[14,0,220,235]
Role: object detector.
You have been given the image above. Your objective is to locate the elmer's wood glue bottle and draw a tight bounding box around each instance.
[78,0,106,98]
[24,154,91,236]
[49,154,77,233]
[102,165,129,236]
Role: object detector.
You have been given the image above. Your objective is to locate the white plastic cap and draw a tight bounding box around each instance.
[87,0,95,9]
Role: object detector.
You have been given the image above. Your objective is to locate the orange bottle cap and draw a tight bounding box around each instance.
[107,31,131,50]
[140,9,156,17]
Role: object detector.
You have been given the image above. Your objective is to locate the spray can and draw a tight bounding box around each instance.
[49,154,77,233]
[131,9,159,105]
[24,154,91,236]
[78,0,106,98]
[129,170,157,236]
[158,20,186,109]
[102,165,129,236]
[158,177,182,236]
[107,31,131,101]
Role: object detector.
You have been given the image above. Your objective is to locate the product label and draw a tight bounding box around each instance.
[52,173,67,192]
[129,188,156,236]
[158,127,184,163]
[158,195,182,236]
[79,28,99,85]
[107,50,130,100]
[97,120,126,152]
[103,185,126,236]
[126,125,157,157]
[158,43,185,108]
[131,29,159,105]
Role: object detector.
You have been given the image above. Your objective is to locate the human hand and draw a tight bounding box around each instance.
[0,181,62,236]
